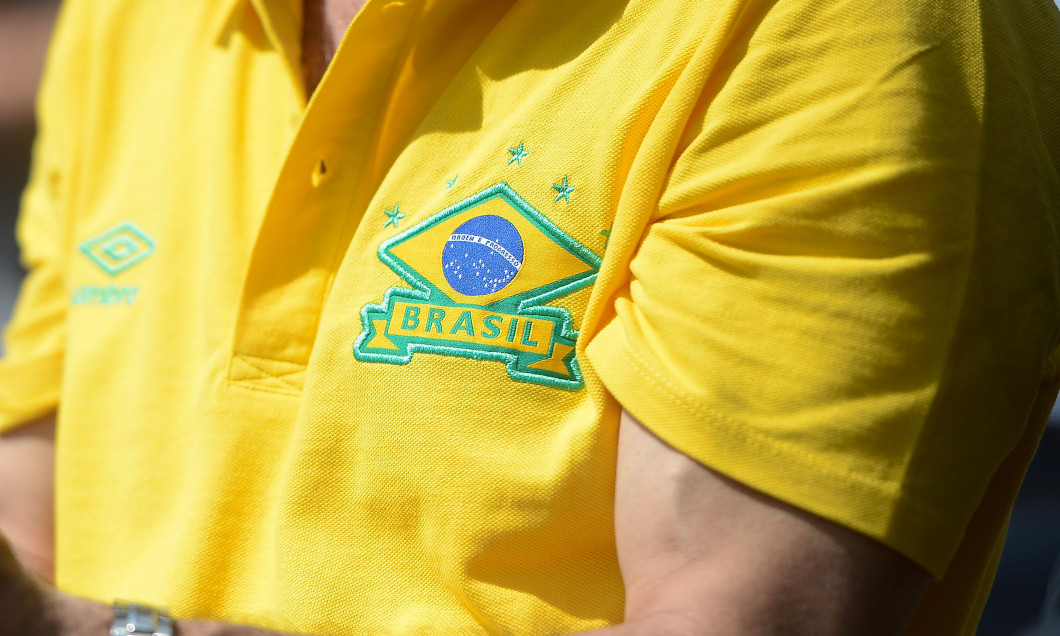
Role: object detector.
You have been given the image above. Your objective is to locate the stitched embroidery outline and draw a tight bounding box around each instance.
[354,183,600,390]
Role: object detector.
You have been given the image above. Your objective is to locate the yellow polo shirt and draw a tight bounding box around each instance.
[2,0,1059,632]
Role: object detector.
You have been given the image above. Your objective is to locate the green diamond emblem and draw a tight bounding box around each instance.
[79,222,155,276]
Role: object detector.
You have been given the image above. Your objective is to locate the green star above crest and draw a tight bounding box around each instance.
[383,205,406,229]
[552,176,575,204]
[507,141,530,166]
[600,222,613,249]
[446,174,459,190]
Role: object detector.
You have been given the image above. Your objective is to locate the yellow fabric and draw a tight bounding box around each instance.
[2,0,1058,633]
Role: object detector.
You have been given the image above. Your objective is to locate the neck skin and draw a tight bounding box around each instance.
[301,0,367,96]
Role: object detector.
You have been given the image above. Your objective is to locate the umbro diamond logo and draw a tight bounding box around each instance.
[73,221,155,306]
[79,221,155,276]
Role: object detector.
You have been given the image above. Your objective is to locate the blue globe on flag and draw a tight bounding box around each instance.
[442,215,524,296]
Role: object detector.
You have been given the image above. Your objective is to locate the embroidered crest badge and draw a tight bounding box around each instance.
[354,183,601,390]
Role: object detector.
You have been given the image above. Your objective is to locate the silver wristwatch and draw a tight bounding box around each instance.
[110,601,174,636]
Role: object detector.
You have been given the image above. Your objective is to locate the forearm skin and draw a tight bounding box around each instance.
[0,536,303,636]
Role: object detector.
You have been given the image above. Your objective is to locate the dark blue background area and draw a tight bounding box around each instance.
[978,419,1060,635]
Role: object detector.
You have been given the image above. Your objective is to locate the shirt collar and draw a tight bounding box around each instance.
[250,0,303,92]
[215,0,303,99]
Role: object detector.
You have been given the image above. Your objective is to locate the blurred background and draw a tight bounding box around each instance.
[0,0,54,322]
[0,0,1058,633]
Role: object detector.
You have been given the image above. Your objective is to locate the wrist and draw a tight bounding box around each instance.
[175,620,215,636]
[44,589,111,635]
[10,540,55,584]
[0,566,57,634]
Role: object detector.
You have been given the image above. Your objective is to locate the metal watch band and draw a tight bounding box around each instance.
[110,601,174,636]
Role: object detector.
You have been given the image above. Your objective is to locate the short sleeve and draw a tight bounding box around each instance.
[0,2,82,434]
[586,0,1060,578]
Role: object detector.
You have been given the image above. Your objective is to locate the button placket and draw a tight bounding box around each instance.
[229,0,420,392]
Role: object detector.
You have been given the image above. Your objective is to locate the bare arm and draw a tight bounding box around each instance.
[0,414,57,583]
[592,411,931,635]
[0,544,306,636]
